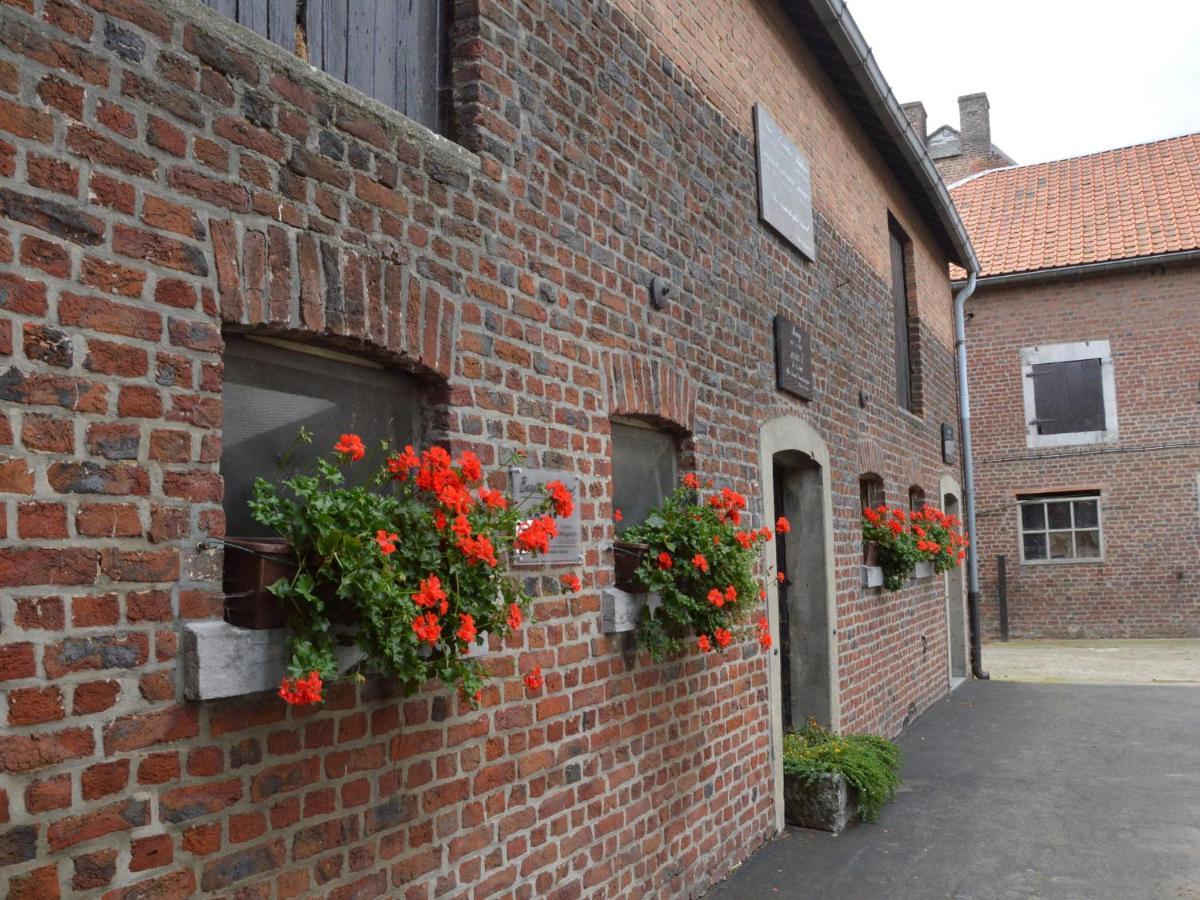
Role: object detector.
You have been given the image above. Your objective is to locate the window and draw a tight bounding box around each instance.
[200,0,450,135]
[1021,340,1118,448]
[908,486,926,513]
[1018,492,1103,563]
[859,474,885,512]
[221,335,422,537]
[889,219,915,412]
[611,419,678,528]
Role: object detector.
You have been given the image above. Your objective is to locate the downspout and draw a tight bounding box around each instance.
[954,270,989,679]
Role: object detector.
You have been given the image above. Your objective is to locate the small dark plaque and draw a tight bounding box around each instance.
[755,103,816,261]
[941,424,958,465]
[774,315,814,401]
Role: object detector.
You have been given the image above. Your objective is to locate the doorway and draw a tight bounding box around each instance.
[942,484,968,686]
[760,416,838,832]
[773,451,832,731]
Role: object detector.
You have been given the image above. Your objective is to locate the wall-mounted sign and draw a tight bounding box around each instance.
[754,103,815,261]
[774,315,814,401]
[941,424,958,465]
[509,467,582,565]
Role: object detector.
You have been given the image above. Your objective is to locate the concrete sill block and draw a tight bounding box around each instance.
[913,560,935,579]
[600,588,661,633]
[783,772,858,833]
[861,565,884,589]
[183,621,492,701]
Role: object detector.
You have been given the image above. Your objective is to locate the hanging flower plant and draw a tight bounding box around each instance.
[248,428,576,706]
[862,504,967,591]
[615,474,777,661]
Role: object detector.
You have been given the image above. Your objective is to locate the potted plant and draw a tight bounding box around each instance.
[241,428,578,705]
[861,504,967,591]
[615,474,777,660]
[782,720,902,832]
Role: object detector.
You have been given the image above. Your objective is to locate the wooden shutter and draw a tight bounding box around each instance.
[201,0,446,133]
[1031,359,1105,434]
[889,228,912,411]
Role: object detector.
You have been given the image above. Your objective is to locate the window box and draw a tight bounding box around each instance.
[783,772,858,833]
[612,540,651,593]
[222,537,348,629]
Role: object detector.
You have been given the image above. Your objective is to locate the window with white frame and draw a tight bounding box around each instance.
[1020,340,1118,448]
[1018,492,1103,563]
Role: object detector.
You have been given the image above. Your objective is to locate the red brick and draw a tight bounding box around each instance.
[136,751,179,785]
[48,798,149,851]
[81,0,171,40]
[148,429,190,462]
[113,225,207,276]
[84,339,149,378]
[97,98,136,138]
[0,272,48,314]
[159,778,242,824]
[14,596,65,630]
[81,256,146,297]
[0,370,107,412]
[104,705,198,753]
[76,502,142,537]
[101,547,179,582]
[129,834,173,872]
[26,774,71,812]
[0,96,53,140]
[27,154,79,196]
[20,234,71,277]
[8,685,64,725]
[0,456,35,493]
[163,470,223,502]
[1,20,108,85]
[117,384,162,417]
[22,323,73,368]
[81,758,129,800]
[73,847,117,890]
[21,414,73,453]
[71,593,119,627]
[67,125,156,178]
[153,278,197,309]
[147,115,186,156]
[17,500,68,538]
[228,810,266,843]
[201,840,287,892]
[44,0,94,41]
[138,669,175,702]
[59,291,161,340]
[142,194,203,239]
[0,548,97,586]
[8,864,61,900]
[72,679,119,714]
[0,727,94,773]
[44,632,149,678]
[89,172,135,214]
[48,461,149,496]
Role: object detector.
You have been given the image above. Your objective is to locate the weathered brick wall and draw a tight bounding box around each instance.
[0,0,964,896]
[932,147,1013,186]
[968,263,1200,639]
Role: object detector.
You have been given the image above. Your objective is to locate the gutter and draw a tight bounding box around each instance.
[806,0,980,272]
[954,271,988,680]
[951,248,1200,289]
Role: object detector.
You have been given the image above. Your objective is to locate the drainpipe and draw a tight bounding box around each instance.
[954,270,989,680]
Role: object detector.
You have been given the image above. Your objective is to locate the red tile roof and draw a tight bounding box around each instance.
[949,132,1200,279]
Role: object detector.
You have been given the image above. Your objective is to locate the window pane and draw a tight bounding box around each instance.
[612,422,678,529]
[1046,501,1072,529]
[1023,533,1047,560]
[221,337,421,537]
[1021,503,1045,530]
[1048,531,1073,559]
[1074,500,1099,528]
[1075,530,1101,558]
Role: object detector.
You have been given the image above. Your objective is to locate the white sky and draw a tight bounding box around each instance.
[846,0,1200,165]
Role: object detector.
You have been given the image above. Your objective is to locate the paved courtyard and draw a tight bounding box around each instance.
[709,680,1200,899]
[984,639,1200,685]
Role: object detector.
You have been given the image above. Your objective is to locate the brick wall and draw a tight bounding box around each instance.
[968,262,1200,638]
[0,0,964,896]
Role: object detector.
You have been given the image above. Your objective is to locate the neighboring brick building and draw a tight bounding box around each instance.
[952,133,1200,639]
[0,0,976,897]
[904,93,1015,184]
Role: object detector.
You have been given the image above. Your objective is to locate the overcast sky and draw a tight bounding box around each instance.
[846,0,1200,165]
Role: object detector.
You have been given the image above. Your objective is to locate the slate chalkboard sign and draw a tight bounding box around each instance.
[774,315,814,401]
[510,467,582,565]
[755,103,815,261]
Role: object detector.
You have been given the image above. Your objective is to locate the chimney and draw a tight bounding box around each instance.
[958,92,990,153]
[901,101,927,143]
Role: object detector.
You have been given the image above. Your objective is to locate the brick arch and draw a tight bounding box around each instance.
[603,351,697,433]
[855,436,886,479]
[210,219,456,379]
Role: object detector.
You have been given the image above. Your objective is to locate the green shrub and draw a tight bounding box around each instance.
[782,721,902,822]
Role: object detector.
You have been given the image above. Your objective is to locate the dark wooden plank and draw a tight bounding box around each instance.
[401,0,441,128]
[890,229,912,411]
[305,0,324,68]
[204,0,238,18]
[237,0,269,38]
[268,0,297,52]
[346,1,375,99]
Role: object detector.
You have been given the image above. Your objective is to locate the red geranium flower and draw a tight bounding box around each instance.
[456,612,477,644]
[613,509,623,522]
[413,575,446,610]
[692,553,709,574]
[458,534,498,567]
[515,515,558,554]
[375,530,398,555]
[714,627,733,648]
[545,480,574,518]
[412,612,441,645]
[524,666,543,690]
[657,552,673,570]
[697,635,712,652]
[562,573,582,592]
[724,585,737,603]
[279,671,323,705]
[387,444,420,478]
[757,617,772,649]
[458,451,483,482]
[776,516,791,534]
[507,603,523,630]
[707,588,725,608]
[334,433,365,461]
[683,473,700,489]
[478,487,508,510]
